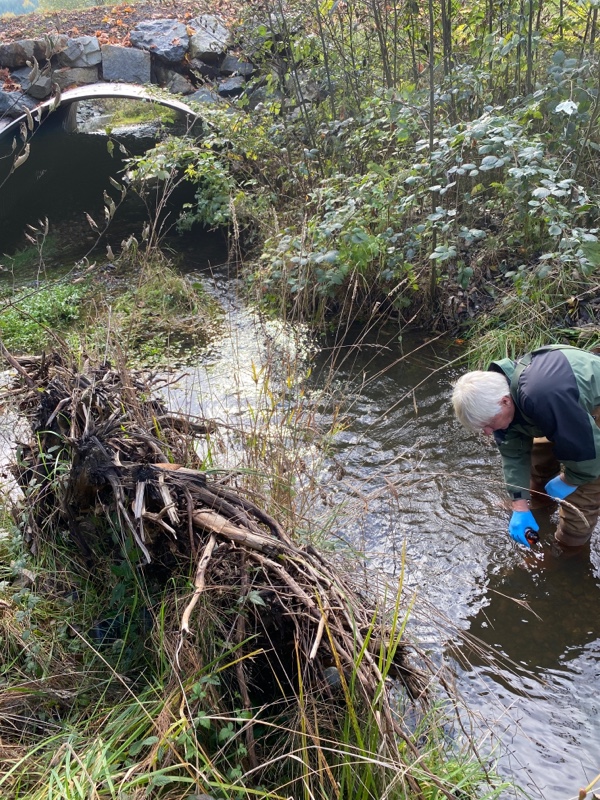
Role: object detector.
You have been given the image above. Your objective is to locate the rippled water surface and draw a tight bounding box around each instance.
[311,329,600,799]
[167,290,600,799]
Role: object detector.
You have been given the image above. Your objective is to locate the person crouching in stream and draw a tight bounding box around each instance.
[452,344,600,551]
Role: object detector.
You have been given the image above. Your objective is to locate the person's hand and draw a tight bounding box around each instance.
[545,475,577,501]
[509,510,539,547]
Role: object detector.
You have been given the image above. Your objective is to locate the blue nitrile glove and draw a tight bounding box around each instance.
[545,475,577,501]
[508,510,540,547]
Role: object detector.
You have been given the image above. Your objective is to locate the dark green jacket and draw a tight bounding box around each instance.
[488,345,600,500]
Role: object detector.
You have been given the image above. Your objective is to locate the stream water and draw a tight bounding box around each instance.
[162,272,600,800]
[306,329,600,800]
[1,117,599,799]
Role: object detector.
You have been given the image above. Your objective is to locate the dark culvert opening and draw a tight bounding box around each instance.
[0,97,228,268]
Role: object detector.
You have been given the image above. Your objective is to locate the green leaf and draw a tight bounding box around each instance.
[129,736,159,756]
[480,155,499,170]
[149,774,176,787]
[219,723,235,742]
[536,263,552,278]
[555,100,578,115]
[247,590,267,607]
[580,241,600,266]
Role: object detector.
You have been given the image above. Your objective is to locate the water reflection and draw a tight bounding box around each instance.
[137,311,600,798]
[462,541,600,670]
[310,329,600,799]
[443,529,600,798]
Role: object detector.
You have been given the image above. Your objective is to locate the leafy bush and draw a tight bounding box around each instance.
[256,167,420,319]
[125,136,234,231]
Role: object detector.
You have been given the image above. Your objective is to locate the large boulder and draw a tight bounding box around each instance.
[101,44,151,83]
[188,86,222,104]
[0,39,50,69]
[220,54,255,77]
[188,58,221,80]
[10,66,53,99]
[52,66,99,89]
[56,35,102,68]
[152,62,194,95]
[188,15,230,63]
[129,19,189,63]
[0,89,37,118]
[217,76,245,98]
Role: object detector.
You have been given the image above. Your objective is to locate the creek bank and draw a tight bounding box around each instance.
[0,347,476,798]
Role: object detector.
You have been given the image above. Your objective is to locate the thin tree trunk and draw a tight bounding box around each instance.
[580,6,592,63]
[314,0,336,118]
[428,0,438,303]
[558,0,563,39]
[525,0,534,94]
[441,0,452,75]
[370,0,393,87]
[535,0,543,32]
[409,4,420,85]
[391,0,400,84]
[516,0,524,94]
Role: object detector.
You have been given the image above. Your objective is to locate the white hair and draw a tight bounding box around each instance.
[452,370,510,431]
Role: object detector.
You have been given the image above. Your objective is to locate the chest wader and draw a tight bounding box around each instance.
[510,348,600,547]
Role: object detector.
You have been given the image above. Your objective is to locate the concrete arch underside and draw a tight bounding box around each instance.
[0,82,199,139]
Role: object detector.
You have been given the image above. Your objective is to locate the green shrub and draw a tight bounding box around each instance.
[125,137,234,231]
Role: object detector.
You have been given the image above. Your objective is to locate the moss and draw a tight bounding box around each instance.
[0,282,88,353]
[101,98,178,128]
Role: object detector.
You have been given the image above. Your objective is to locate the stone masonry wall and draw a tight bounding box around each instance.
[0,14,255,118]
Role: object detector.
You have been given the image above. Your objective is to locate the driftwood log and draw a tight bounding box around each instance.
[2,352,458,795]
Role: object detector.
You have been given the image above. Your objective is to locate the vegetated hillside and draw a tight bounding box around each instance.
[93,0,600,355]
[0,0,36,16]
[3,0,600,357]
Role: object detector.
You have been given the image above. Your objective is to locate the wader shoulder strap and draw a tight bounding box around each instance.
[509,355,531,407]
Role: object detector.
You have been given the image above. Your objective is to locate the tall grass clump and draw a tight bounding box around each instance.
[0,523,508,799]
